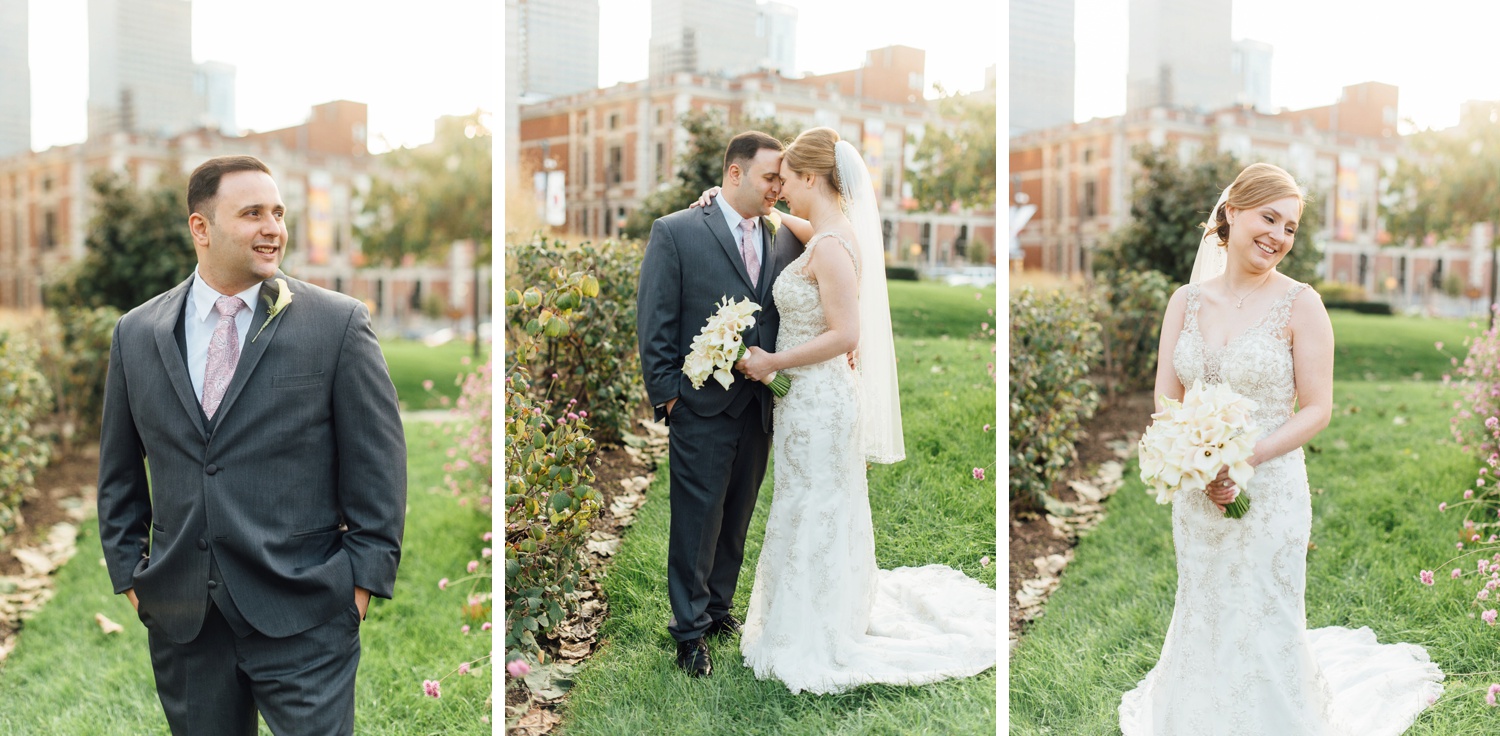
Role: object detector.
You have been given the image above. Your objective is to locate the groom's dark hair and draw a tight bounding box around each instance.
[723,131,784,176]
[188,155,273,221]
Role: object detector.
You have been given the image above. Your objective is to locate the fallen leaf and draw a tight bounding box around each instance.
[95,613,124,635]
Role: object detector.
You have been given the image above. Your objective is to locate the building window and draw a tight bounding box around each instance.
[609,146,623,184]
[42,210,56,250]
[581,151,589,185]
[608,113,620,130]
[655,107,665,125]
[882,167,896,199]
[1398,255,1407,290]
[1082,148,1093,164]
[605,208,613,235]
[1082,181,1097,219]
[581,116,589,134]
[1358,253,1369,285]
[655,142,666,183]
[920,222,932,249]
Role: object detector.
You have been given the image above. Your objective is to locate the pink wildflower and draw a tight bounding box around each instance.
[423,679,441,698]
[483,531,493,542]
[439,578,449,590]
[1466,490,1475,499]
[507,659,531,678]
[972,467,985,481]
[1489,684,1500,696]
[481,547,492,558]
[1436,341,1445,351]
[983,424,991,432]
[461,625,470,634]
[1481,589,1491,601]
[1440,502,1448,512]
[1489,692,1497,707]
[458,662,470,676]
[1484,609,1498,626]
[467,560,479,573]
[481,621,492,631]
[1454,568,1464,579]
[1420,570,1435,585]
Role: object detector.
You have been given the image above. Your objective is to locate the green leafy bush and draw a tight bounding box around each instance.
[503,268,605,669]
[505,236,645,443]
[0,331,54,541]
[34,306,120,442]
[887,266,920,281]
[1009,286,1101,512]
[1315,281,1368,303]
[1092,270,1171,400]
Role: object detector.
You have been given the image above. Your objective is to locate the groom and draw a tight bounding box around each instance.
[637,131,802,676]
[97,155,407,734]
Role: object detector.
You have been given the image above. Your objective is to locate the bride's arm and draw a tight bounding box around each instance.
[1152,286,1190,413]
[1247,290,1335,467]
[735,240,858,379]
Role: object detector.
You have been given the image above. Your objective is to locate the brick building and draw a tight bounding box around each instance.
[1008,82,1499,311]
[0,100,488,332]
[518,45,996,268]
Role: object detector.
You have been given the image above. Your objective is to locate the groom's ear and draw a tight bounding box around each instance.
[725,161,742,187]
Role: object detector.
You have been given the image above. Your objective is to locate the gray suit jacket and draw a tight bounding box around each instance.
[98,272,406,644]
[637,202,803,432]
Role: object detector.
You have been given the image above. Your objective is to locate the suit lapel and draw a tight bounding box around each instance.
[704,203,757,293]
[211,273,288,425]
[756,217,775,301]
[152,275,208,441]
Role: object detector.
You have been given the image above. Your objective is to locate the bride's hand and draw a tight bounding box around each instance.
[735,345,777,384]
[689,186,723,209]
[1206,467,1237,512]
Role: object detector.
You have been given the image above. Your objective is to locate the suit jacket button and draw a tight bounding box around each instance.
[206,464,219,475]
[196,539,208,550]
[207,580,219,589]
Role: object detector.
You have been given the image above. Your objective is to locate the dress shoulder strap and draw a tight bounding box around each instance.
[804,231,861,278]
[1182,283,1204,334]
[1265,281,1310,339]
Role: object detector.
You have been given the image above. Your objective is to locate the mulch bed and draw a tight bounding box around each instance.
[0,444,98,577]
[1007,389,1155,639]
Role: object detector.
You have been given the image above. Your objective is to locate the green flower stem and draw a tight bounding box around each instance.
[1223,492,1252,520]
[733,341,793,397]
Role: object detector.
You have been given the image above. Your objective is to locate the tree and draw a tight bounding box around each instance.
[45,171,197,312]
[1094,144,1323,286]
[1384,116,1500,321]
[907,91,996,212]
[620,111,799,241]
[359,111,493,265]
[359,111,493,354]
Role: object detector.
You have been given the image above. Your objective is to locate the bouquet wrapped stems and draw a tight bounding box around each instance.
[735,343,791,397]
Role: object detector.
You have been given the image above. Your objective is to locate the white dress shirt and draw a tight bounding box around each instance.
[185,268,262,403]
[715,192,763,267]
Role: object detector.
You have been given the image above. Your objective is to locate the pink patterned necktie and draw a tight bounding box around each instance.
[201,295,246,419]
[739,219,760,288]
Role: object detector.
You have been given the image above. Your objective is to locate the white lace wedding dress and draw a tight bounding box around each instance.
[737,232,997,695]
[1119,282,1444,735]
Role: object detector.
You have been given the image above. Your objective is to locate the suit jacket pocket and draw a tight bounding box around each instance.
[273,371,325,389]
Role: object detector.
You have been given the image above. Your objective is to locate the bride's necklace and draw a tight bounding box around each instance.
[1225,274,1274,309]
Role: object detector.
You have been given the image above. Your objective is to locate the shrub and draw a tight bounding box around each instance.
[0,331,54,541]
[1092,270,1171,401]
[887,266,920,281]
[503,268,605,668]
[1324,301,1394,315]
[34,306,120,443]
[505,236,645,443]
[1009,286,1101,512]
[1315,281,1368,303]
[440,358,493,511]
[1446,306,1500,464]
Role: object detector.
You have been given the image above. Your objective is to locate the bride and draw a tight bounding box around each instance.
[700,127,996,694]
[1120,162,1444,734]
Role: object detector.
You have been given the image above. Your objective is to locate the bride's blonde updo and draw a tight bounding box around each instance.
[783,127,843,198]
[1211,163,1304,246]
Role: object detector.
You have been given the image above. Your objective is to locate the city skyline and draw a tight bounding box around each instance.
[27,0,495,153]
[598,0,996,96]
[1075,0,1500,133]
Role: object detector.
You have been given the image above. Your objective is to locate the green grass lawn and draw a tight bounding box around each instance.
[556,282,997,735]
[1329,310,1475,382]
[887,281,997,340]
[381,338,491,411]
[1010,312,1500,734]
[0,421,492,735]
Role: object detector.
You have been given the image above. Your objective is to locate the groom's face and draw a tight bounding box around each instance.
[728,147,784,219]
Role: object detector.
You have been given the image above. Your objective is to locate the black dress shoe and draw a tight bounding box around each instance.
[676,637,712,677]
[705,614,743,638]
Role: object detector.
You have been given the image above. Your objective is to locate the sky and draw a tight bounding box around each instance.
[597,0,997,97]
[1075,0,1500,134]
[27,0,496,153]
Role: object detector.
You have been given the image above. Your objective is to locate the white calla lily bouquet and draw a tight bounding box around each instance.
[1138,379,1259,519]
[683,296,790,397]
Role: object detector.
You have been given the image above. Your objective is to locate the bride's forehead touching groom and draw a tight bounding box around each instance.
[636,130,802,678]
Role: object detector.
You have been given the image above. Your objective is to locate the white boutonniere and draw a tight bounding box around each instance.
[251,277,293,343]
[765,208,782,240]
